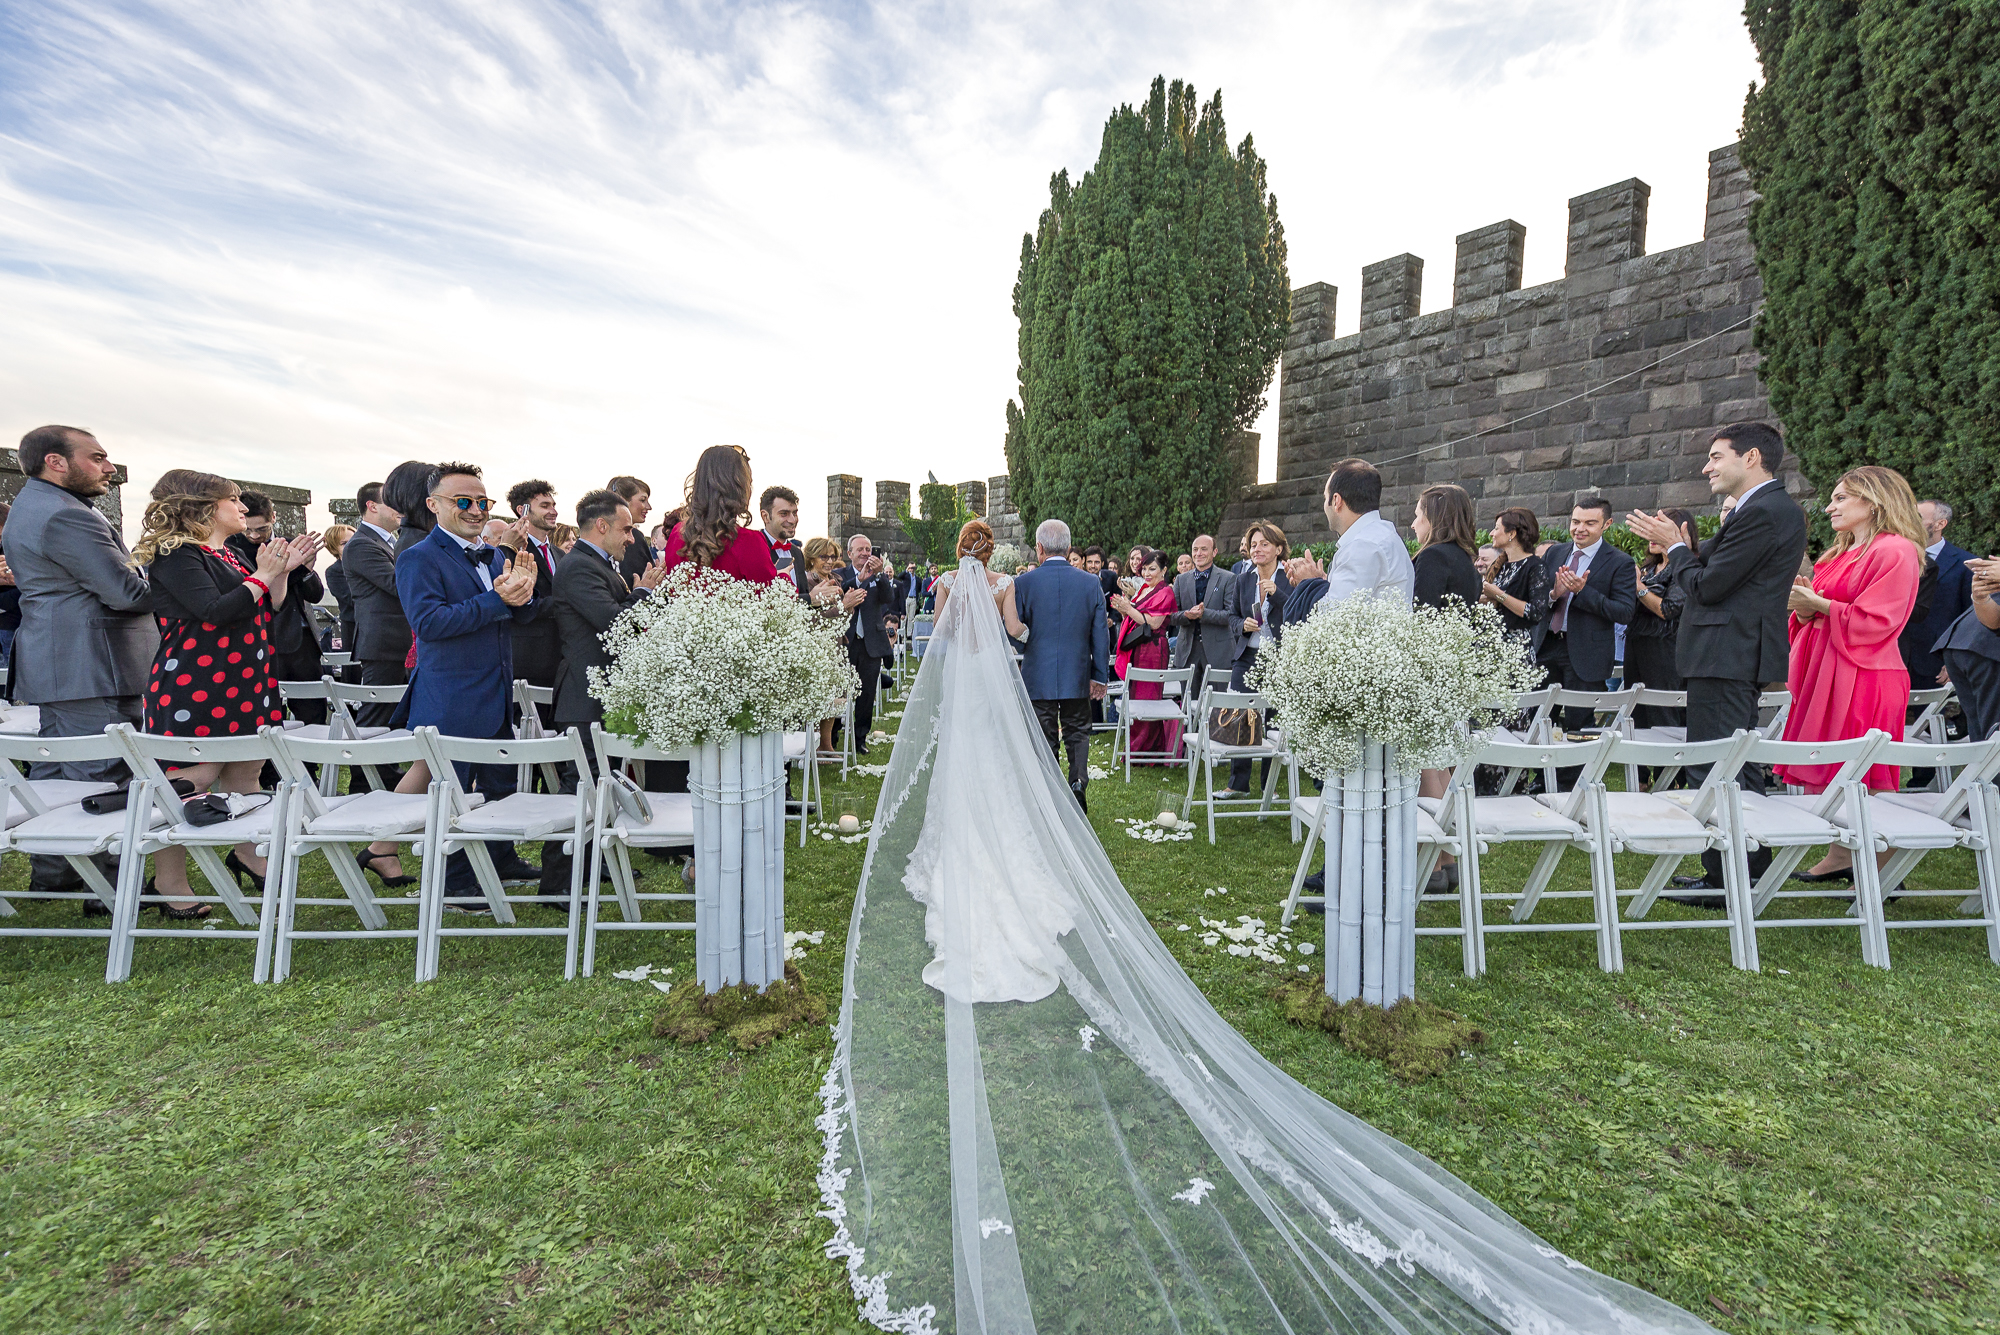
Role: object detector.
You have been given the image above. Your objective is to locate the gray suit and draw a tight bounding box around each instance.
[8,478,155,709]
[8,477,155,881]
[1170,563,1242,680]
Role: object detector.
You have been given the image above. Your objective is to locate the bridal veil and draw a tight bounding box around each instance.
[819,556,1716,1335]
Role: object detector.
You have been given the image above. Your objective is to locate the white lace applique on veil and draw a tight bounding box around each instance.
[821,556,1719,1335]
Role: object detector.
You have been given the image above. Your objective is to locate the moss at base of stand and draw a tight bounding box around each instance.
[1275,976,1489,1081]
[652,963,828,1050]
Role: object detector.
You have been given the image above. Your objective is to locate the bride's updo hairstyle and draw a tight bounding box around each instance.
[956,519,994,563]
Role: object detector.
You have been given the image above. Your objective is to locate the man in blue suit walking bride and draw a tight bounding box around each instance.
[1012,518,1110,811]
[398,461,544,906]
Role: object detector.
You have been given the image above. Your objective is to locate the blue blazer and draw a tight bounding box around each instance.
[1012,560,1110,701]
[396,524,537,739]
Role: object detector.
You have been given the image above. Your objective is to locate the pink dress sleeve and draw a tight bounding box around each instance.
[1822,535,1921,670]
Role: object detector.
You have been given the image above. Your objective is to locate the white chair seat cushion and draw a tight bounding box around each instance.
[286,723,396,743]
[1125,701,1186,722]
[1802,791,1966,846]
[0,709,43,736]
[1627,726,1688,745]
[1569,791,1715,853]
[4,780,119,829]
[1727,790,1845,844]
[9,802,166,850]
[610,792,696,845]
[305,789,471,839]
[1437,794,1585,839]
[1875,790,1976,831]
[452,793,579,840]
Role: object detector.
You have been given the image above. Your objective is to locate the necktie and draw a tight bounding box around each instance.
[1550,550,1583,632]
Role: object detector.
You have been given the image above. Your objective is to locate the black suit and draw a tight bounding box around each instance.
[504,534,564,698]
[1937,605,2000,745]
[1228,565,1292,791]
[325,561,356,659]
[551,542,648,728]
[1664,480,1808,885]
[339,524,410,726]
[1536,540,1637,787]
[839,563,898,742]
[764,534,810,599]
[618,534,653,589]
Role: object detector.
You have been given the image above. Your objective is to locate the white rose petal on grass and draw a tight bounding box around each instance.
[1171,1178,1216,1205]
[1296,942,1315,955]
[1078,1026,1098,1052]
[651,979,675,994]
[784,929,826,962]
[612,963,666,982]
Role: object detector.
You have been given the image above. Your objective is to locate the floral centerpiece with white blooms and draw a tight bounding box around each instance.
[592,564,857,752]
[592,563,857,997]
[1252,591,1539,1008]
[1250,591,1539,780]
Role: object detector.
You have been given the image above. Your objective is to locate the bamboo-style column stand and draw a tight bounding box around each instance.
[1325,740,1421,1006]
[691,731,787,992]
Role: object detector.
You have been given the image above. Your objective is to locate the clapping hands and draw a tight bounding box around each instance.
[634,558,666,591]
[494,547,537,606]
[1787,573,1829,620]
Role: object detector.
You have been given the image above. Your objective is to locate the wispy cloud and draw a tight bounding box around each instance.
[0,1,1757,533]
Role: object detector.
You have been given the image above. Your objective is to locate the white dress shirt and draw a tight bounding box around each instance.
[1324,511,1416,608]
[1549,538,1602,632]
[438,526,495,592]
[360,520,396,547]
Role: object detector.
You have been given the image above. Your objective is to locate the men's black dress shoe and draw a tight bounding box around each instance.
[82,896,113,918]
[1070,782,1087,814]
[1669,874,1712,889]
[854,744,870,758]
[493,854,542,885]
[1663,893,1727,911]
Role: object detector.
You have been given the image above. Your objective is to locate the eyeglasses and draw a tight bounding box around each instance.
[437,495,495,513]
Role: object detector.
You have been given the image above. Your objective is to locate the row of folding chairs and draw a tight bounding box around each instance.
[1281,728,2000,975]
[0,720,815,982]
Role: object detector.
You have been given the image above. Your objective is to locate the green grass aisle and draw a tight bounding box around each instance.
[1,706,1996,1332]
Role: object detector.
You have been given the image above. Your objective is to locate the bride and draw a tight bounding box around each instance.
[820,524,1717,1335]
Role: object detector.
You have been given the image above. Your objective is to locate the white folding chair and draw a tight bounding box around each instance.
[1905,685,1954,744]
[1587,732,1763,973]
[1487,687,1558,796]
[784,730,821,846]
[1180,687,1289,843]
[326,681,414,790]
[511,680,564,794]
[321,651,354,670]
[106,727,286,982]
[265,729,449,981]
[1093,677,1125,736]
[1537,687,1643,792]
[1836,735,2000,964]
[1281,763,1480,976]
[583,725,698,976]
[0,701,45,737]
[1709,731,1892,968]
[0,734,127,952]
[1463,736,1620,970]
[1115,666,1193,778]
[417,727,597,979]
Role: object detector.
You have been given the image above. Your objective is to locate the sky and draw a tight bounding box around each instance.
[0,0,1763,540]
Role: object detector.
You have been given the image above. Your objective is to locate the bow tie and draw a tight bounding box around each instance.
[466,545,490,563]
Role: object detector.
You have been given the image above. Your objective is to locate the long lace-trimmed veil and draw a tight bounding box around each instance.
[819,555,1717,1334]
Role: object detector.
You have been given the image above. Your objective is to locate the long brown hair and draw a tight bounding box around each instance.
[1818,465,1927,564]
[131,471,239,567]
[1643,508,1699,569]
[1491,506,1540,560]
[1417,485,1478,557]
[679,445,752,568]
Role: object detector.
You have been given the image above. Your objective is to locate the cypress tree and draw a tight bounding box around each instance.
[1743,0,2000,551]
[1005,77,1288,553]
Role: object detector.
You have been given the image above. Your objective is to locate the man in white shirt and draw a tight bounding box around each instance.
[1320,458,1415,607]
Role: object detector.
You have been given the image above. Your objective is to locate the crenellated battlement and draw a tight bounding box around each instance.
[1221,142,1798,546]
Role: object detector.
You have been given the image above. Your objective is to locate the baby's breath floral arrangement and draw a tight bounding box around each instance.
[592,564,859,751]
[987,543,1028,575]
[1251,591,1539,778]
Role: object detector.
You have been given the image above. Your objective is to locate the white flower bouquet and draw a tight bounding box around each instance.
[988,543,1028,575]
[591,564,859,751]
[1251,592,1539,779]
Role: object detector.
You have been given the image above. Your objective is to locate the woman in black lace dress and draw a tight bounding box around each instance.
[1481,506,1553,655]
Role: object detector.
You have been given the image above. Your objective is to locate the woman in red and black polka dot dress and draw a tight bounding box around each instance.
[132,472,323,915]
[135,472,320,742]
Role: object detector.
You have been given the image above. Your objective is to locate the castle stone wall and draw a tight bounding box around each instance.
[1221,143,1801,546]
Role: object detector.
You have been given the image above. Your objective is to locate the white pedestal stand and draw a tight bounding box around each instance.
[1324,740,1421,1006]
[691,731,787,992]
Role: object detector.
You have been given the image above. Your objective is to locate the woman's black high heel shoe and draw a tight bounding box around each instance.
[145,878,213,920]
[225,850,267,893]
[356,849,415,888]
[1790,866,1855,884]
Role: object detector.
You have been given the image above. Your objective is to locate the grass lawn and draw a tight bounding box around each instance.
[2,709,1997,1334]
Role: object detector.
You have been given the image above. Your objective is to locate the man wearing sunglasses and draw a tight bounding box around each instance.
[397,461,545,905]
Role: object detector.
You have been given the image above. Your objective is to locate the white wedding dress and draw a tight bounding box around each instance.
[821,556,1718,1335]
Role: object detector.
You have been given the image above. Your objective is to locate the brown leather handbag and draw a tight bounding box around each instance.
[1207,706,1264,748]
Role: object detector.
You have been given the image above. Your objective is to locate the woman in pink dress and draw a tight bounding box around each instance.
[1108,546,1181,761]
[660,444,780,585]
[1780,466,1926,881]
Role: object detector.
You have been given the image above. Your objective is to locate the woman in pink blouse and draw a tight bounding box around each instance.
[1781,466,1926,881]
[661,445,780,585]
